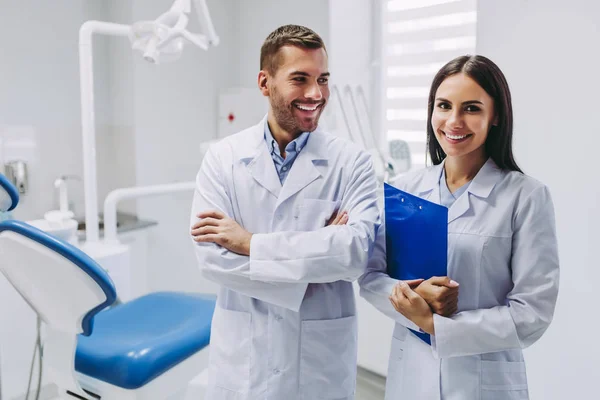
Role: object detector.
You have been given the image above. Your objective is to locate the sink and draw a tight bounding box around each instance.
[27,218,78,243]
[77,219,121,231]
[76,212,157,240]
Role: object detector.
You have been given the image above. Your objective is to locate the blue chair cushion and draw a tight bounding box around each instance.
[76,292,216,390]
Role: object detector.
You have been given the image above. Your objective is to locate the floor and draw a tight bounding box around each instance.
[356,367,386,400]
[14,367,387,400]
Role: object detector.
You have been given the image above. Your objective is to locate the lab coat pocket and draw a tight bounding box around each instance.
[209,306,252,393]
[383,335,405,400]
[481,360,529,400]
[296,199,339,231]
[300,315,357,399]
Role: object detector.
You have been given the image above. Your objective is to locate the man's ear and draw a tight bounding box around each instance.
[258,70,270,97]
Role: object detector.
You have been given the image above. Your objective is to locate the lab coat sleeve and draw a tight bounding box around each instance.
[249,150,380,284]
[191,146,308,312]
[430,186,560,359]
[358,217,421,331]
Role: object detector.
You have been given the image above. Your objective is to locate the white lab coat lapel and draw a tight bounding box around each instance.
[448,187,471,223]
[239,116,328,206]
[276,127,327,207]
[449,158,503,223]
[415,162,443,205]
[414,158,503,223]
[242,117,282,199]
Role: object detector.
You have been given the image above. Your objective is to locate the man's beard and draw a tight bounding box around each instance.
[270,87,324,135]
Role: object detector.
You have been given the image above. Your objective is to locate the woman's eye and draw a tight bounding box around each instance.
[465,105,481,112]
[437,102,450,110]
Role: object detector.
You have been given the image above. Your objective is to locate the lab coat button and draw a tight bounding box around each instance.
[273,368,280,375]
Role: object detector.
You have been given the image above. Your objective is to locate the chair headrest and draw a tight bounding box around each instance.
[0,173,19,212]
[0,220,117,335]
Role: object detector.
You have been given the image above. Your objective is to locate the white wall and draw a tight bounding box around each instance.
[328,0,373,88]
[103,0,138,213]
[0,1,123,221]
[236,0,329,88]
[476,1,600,398]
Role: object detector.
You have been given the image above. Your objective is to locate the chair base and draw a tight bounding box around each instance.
[18,369,207,400]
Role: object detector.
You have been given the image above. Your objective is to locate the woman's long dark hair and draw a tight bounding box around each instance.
[426,55,522,173]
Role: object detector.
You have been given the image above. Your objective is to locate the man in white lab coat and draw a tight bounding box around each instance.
[190,25,380,399]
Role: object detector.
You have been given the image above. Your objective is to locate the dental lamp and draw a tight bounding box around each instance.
[130,0,220,64]
[80,0,219,244]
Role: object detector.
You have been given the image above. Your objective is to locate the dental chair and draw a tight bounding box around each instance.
[0,173,215,400]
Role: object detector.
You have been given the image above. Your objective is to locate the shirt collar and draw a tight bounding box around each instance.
[264,120,310,157]
[440,167,470,200]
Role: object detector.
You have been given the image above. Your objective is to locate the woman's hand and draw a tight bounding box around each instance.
[389,281,435,335]
[414,276,459,317]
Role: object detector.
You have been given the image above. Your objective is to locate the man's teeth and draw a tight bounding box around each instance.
[446,133,467,140]
[295,104,319,111]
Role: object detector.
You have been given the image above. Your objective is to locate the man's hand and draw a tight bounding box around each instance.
[414,276,459,317]
[326,210,348,226]
[191,210,253,256]
[389,281,435,335]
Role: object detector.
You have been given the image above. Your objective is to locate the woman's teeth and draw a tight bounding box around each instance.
[445,132,468,140]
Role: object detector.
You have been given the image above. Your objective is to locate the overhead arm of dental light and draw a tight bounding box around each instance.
[129,0,220,64]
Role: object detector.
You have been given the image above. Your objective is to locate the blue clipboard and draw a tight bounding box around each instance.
[384,183,448,344]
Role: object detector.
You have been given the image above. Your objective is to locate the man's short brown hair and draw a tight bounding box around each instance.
[260,24,326,75]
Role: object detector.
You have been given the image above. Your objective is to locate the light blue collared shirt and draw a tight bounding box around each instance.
[264,122,310,185]
[439,167,471,208]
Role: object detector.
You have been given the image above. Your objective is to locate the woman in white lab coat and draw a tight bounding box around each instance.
[359,55,559,400]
